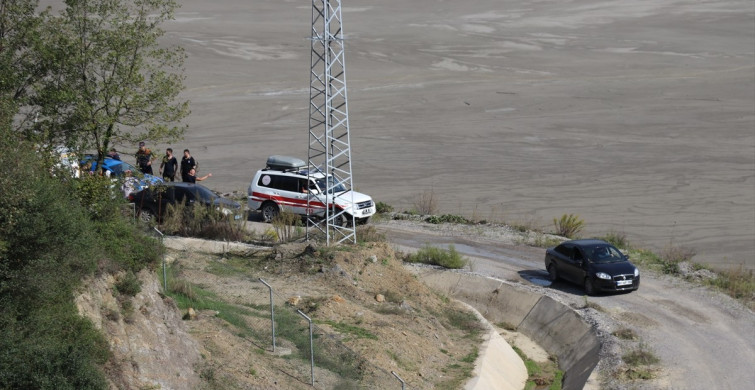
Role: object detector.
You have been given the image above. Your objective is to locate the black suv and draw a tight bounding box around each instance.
[129,182,241,223]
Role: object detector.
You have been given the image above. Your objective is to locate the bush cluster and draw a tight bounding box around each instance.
[552,214,585,238]
[425,214,470,224]
[159,200,247,241]
[0,127,160,388]
[374,201,394,214]
[404,244,468,269]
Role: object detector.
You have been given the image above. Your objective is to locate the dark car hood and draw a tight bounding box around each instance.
[213,198,241,209]
[589,261,636,275]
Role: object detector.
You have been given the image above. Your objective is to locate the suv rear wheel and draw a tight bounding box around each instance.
[261,202,279,223]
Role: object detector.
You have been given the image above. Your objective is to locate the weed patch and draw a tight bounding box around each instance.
[623,343,660,366]
[356,225,386,243]
[425,214,470,224]
[405,244,468,269]
[512,346,563,390]
[613,328,638,340]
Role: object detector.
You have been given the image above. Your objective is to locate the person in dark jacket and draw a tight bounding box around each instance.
[159,148,178,182]
[135,141,155,174]
[180,149,197,182]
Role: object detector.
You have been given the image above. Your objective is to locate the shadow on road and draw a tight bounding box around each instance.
[518,269,628,297]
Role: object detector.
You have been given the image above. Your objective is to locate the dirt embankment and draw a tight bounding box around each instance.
[75,270,202,389]
[80,239,493,389]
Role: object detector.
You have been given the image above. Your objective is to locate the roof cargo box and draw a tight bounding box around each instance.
[266,155,306,171]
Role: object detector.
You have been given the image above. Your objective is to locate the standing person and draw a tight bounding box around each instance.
[180,149,197,182]
[135,141,155,175]
[159,148,178,182]
[184,168,211,183]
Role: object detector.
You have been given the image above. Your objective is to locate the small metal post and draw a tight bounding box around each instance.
[259,278,276,352]
[392,371,406,390]
[297,309,315,386]
[153,227,166,291]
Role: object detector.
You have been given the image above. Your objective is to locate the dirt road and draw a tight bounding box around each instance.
[376,219,755,389]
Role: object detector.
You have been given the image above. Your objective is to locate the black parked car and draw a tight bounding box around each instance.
[129,182,242,223]
[544,239,640,295]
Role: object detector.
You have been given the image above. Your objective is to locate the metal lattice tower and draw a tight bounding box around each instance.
[306,0,355,244]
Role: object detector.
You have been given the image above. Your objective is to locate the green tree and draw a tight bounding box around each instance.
[0,0,50,128]
[31,0,189,168]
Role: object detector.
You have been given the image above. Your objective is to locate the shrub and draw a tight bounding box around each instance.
[160,200,247,241]
[425,214,469,224]
[114,271,142,297]
[356,225,386,243]
[375,201,393,214]
[552,214,585,238]
[659,244,695,275]
[405,245,468,269]
[623,343,660,366]
[72,174,124,221]
[413,189,438,215]
[0,304,110,389]
[95,218,161,272]
[600,231,629,248]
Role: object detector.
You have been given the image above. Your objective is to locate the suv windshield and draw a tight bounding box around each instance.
[585,244,625,263]
[314,177,347,194]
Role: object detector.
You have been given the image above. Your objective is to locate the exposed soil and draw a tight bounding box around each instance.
[157,239,486,389]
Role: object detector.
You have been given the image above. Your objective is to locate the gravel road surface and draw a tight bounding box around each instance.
[377,219,755,390]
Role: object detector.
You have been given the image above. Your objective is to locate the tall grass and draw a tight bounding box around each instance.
[405,245,468,269]
[159,200,247,241]
[705,265,754,305]
[271,211,303,242]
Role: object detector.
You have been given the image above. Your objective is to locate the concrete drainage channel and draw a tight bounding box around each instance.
[416,269,599,390]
